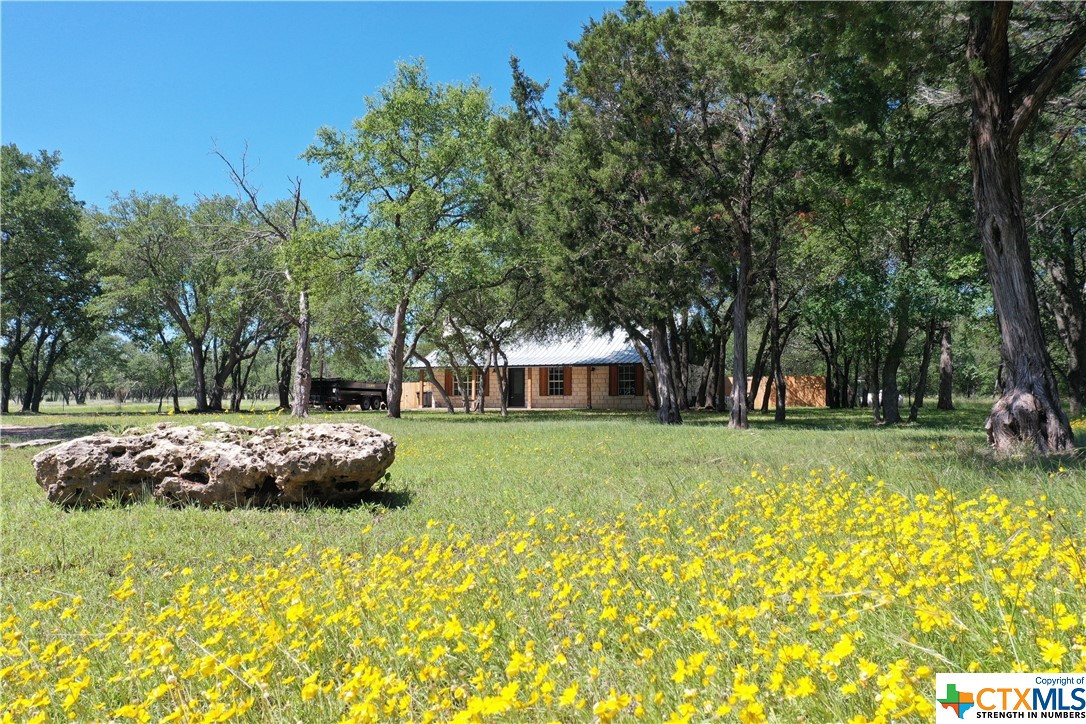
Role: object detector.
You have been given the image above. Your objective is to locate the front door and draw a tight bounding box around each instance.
[507,368,525,407]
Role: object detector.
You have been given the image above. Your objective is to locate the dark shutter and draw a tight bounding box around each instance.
[444,370,453,395]
[563,366,573,396]
[609,365,619,396]
[483,370,490,396]
[635,365,645,396]
[539,367,548,396]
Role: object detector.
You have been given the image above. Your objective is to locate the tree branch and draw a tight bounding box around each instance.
[1010,18,1086,142]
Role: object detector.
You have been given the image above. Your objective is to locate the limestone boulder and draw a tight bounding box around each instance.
[32,422,396,508]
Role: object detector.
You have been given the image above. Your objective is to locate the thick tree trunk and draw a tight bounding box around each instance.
[968,3,1078,453]
[651,318,682,424]
[881,311,910,425]
[291,290,312,418]
[1,356,13,414]
[21,378,36,413]
[667,315,689,410]
[191,344,209,413]
[909,320,937,423]
[937,321,954,411]
[696,345,714,408]
[386,298,409,419]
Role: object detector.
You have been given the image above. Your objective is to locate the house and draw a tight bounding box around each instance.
[401,330,649,410]
[400,330,829,411]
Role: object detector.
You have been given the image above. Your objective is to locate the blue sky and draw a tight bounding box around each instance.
[2,2,626,221]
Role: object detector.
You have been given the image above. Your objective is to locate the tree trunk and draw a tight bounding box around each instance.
[968,3,1078,453]
[749,316,771,413]
[190,344,209,413]
[696,344,714,408]
[386,297,409,419]
[730,237,752,429]
[869,350,882,424]
[769,262,786,422]
[937,321,955,411]
[276,338,293,411]
[714,325,729,412]
[667,315,689,410]
[494,346,510,417]
[881,309,911,425]
[1044,228,1085,417]
[414,353,454,412]
[626,325,659,411]
[21,377,36,413]
[651,318,682,424]
[291,290,312,418]
[909,320,937,423]
[1,356,13,414]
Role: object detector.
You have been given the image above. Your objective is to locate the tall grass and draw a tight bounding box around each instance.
[1,403,1083,722]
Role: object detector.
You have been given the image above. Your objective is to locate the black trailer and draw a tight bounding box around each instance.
[309,378,387,411]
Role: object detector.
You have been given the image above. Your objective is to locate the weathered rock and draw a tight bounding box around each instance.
[32,422,396,508]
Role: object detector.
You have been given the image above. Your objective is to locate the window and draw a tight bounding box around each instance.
[548,367,565,396]
[618,365,637,396]
[452,375,471,398]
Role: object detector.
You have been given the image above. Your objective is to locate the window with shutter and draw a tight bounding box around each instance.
[548,367,565,396]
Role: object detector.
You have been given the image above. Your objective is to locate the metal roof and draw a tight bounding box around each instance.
[416,329,643,368]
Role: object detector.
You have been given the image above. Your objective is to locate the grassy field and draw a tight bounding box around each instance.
[1,403,1084,722]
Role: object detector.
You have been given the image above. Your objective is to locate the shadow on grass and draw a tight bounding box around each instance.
[679,405,989,432]
[395,402,1008,437]
[356,486,413,510]
[397,409,649,424]
[0,422,115,442]
[51,484,414,513]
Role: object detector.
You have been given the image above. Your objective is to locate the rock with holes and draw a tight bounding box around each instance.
[32,422,396,508]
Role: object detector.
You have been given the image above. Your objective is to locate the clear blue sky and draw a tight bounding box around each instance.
[2,2,628,221]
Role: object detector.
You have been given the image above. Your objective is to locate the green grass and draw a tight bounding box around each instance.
[1,403,1083,721]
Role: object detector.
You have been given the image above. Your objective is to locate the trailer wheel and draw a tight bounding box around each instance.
[361,397,372,411]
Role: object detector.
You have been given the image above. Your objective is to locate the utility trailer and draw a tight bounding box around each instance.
[309,378,387,411]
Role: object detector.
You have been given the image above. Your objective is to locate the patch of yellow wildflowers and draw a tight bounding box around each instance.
[2,466,1083,722]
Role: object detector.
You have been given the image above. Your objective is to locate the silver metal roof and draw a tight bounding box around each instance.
[417,329,643,368]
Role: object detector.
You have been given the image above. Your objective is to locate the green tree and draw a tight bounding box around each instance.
[548,3,695,424]
[1024,90,1086,417]
[1,144,96,412]
[53,333,124,405]
[305,59,493,418]
[217,148,329,418]
[681,3,805,429]
[966,3,1085,452]
[90,193,280,412]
